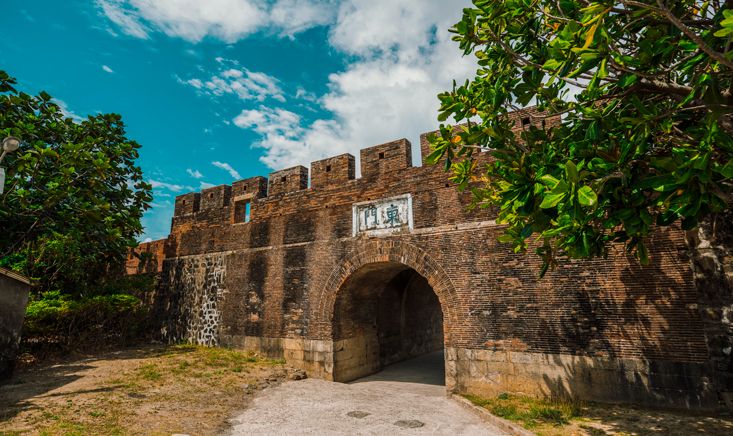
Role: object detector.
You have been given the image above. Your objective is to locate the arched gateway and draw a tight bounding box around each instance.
[135,118,729,410]
[317,241,457,382]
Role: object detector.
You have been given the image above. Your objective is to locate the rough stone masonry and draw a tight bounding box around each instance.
[129,108,732,410]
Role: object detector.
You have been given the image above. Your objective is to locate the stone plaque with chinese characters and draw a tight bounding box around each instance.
[352,194,413,236]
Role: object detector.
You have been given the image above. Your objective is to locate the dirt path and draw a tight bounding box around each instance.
[0,344,299,436]
[227,378,510,435]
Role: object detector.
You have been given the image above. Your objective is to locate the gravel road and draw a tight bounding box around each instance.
[226,378,510,435]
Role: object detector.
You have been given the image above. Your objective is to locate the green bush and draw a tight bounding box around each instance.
[18,274,155,362]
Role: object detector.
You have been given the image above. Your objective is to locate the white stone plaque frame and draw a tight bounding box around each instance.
[352,194,413,237]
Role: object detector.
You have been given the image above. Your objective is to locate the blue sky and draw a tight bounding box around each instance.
[1,0,475,242]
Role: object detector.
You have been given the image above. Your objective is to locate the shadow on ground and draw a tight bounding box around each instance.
[577,401,733,435]
[0,344,193,423]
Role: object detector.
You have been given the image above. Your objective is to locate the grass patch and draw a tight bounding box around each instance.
[465,393,585,432]
[138,364,161,380]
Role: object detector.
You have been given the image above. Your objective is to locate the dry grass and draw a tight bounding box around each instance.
[0,344,294,436]
[464,393,733,436]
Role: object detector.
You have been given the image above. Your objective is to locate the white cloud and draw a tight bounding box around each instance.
[149,179,186,191]
[149,200,173,208]
[143,237,153,243]
[102,65,114,73]
[199,181,216,189]
[21,10,35,22]
[177,58,285,102]
[52,99,85,123]
[95,0,336,43]
[187,169,204,179]
[96,0,151,39]
[231,0,477,170]
[295,87,317,102]
[212,161,241,179]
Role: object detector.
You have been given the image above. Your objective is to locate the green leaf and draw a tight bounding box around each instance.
[521,222,535,239]
[640,209,654,226]
[631,174,676,190]
[540,181,570,209]
[693,151,712,170]
[636,241,649,266]
[681,216,698,230]
[577,186,597,206]
[565,161,579,182]
[425,148,445,165]
[718,160,733,178]
[497,234,515,243]
[540,174,560,189]
[714,27,733,37]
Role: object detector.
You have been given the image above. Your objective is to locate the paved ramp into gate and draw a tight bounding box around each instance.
[349,349,446,397]
[227,351,509,436]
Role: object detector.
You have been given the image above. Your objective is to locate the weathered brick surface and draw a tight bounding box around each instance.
[128,109,729,409]
[268,166,308,196]
[311,153,355,190]
[126,239,166,274]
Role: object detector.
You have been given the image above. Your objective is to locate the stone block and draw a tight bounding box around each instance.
[457,348,472,360]
[313,340,333,353]
[509,352,537,365]
[283,338,304,351]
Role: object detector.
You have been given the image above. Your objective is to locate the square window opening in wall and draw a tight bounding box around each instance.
[234,200,251,223]
[209,193,214,198]
[378,152,385,159]
[281,176,287,183]
[326,164,332,172]
[182,200,186,205]
[521,117,531,127]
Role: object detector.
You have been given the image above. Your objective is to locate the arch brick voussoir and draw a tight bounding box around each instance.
[316,240,459,343]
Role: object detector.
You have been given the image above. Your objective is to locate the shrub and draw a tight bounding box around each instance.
[18,276,155,363]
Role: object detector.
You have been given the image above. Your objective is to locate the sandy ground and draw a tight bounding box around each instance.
[227,378,510,436]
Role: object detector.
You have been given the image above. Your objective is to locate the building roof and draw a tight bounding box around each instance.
[0,266,32,285]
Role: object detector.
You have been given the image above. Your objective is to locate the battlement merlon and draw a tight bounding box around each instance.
[361,139,412,180]
[269,165,308,196]
[311,153,355,190]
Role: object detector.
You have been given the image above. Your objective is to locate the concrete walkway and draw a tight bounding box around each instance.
[227,350,509,435]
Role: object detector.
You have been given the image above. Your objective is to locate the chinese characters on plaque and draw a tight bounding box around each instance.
[352,194,413,236]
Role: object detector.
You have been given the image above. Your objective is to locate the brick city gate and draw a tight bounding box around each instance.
[130,111,732,409]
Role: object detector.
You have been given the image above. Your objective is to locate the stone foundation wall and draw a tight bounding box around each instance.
[686,211,733,408]
[445,347,719,409]
[152,253,225,346]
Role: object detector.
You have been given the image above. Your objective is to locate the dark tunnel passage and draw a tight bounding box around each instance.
[332,261,443,382]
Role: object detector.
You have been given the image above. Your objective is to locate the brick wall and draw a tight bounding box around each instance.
[127,108,729,409]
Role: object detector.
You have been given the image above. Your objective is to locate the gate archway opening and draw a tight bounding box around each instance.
[331,261,444,383]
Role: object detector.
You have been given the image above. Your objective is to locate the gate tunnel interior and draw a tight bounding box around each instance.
[332,261,444,383]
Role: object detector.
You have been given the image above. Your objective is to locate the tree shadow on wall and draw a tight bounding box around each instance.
[535,228,718,410]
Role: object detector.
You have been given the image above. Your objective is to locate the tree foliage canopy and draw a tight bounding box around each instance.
[0,70,152,290]
[428,0,733,275]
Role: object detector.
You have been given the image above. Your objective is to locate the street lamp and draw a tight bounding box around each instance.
[0,136,22,194]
